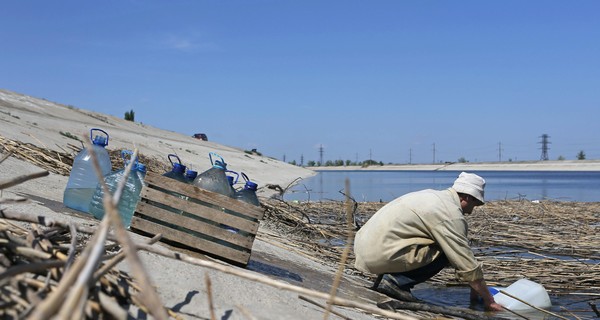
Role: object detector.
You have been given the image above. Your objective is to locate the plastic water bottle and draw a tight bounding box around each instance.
[63,128,112,213]
[193,152,234,197]
[235,172,260,206]
[89,150,144,228]
[163,154,187,183]
[491,278,552,310]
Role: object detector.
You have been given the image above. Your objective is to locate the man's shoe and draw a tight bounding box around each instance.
[375,276,419,302]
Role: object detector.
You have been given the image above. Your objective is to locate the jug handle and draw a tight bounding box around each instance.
[208,152,225,167]
[167,154,182,167]
[226,170,240,184]
[241,172,250,183]
[90,128,109,145]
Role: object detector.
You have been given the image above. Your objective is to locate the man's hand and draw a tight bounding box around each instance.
[469,279,503,311]
[486,302,504,311]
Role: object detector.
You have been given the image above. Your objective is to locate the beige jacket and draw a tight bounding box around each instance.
[354,188,483,282]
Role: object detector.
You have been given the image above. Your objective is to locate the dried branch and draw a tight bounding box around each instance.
[0,170,49,190]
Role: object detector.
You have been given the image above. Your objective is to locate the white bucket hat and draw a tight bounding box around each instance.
[452,172,485,204]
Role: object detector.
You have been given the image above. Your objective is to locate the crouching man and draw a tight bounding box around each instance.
[354,172,503,311]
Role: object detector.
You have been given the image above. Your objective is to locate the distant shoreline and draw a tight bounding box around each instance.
[309,160,600,172]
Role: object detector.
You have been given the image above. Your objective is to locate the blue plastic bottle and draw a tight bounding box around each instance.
[89,150,144,228]
[235,173,260,206]
[63,128,112,213]
[163,154,188,183]
[193,152,234,197]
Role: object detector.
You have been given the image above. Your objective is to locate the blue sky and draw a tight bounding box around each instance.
[2,1,599,164]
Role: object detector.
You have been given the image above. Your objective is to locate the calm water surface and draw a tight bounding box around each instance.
[284,170,600,202]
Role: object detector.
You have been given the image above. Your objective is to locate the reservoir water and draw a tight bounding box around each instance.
[284,170,600,203]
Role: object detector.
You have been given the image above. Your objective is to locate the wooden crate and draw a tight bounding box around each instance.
[130,172,264,267]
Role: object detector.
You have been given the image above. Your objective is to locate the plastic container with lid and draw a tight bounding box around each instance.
[491,278,552,310]
[163,154,187,183]
[63,128,112,213]
[89,150,144,228]
[193,152,234,197]
[235,172,260,207]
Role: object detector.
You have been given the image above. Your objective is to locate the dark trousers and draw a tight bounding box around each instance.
[386,254,449,291]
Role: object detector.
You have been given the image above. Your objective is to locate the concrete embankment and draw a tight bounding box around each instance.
[310,160,600,171]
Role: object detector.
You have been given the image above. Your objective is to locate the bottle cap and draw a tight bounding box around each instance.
[92,135,108,147]
[185,170,198,180]
[245,181,258,191]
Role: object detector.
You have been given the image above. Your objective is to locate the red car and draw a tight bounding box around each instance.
[193,133,208,141]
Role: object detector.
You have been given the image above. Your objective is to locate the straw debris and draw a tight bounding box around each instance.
[261,198,600,294]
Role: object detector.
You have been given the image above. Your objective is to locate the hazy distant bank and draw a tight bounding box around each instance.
[310,160,600,172]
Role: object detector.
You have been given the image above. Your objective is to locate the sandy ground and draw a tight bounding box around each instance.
[1,89,388,320]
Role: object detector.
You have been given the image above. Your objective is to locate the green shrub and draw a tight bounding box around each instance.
[60,131,81,141]
[124,109,135,121]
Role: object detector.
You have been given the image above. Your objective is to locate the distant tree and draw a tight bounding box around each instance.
[334,159,344,166]
[361,159,380,167]
[458,157,468,163]
[345,160,352,166]
[577,151,586,160]
[124,109,135,121]
[557,155,565,160]
[307,160,316,167]
[289,160,297,165]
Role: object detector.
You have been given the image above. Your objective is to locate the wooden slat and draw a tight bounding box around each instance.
[144,173,264,220]
[139,187,259,234]
[131,172,264,266]
[134,201,253,249]
[130,217,250,265]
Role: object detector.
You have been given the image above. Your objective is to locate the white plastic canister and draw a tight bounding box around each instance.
[492,279,552,310]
